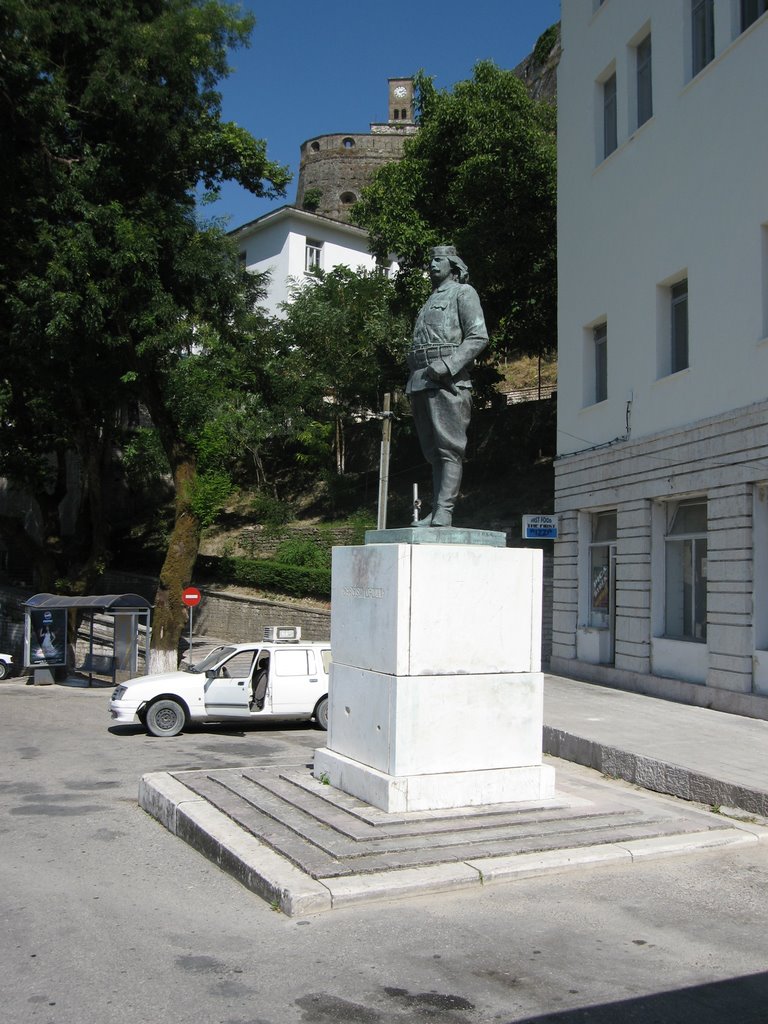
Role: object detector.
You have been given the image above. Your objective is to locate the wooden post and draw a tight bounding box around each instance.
[377,393,392,530]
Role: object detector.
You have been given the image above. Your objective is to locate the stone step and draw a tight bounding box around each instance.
[173,761,738,880]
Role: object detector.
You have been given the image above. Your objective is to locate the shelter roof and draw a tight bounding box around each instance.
[24,593,152,611]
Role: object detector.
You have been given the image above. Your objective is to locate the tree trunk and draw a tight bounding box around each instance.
[335,415,345,475]
[68,423,113,596]
[149,454,201,673]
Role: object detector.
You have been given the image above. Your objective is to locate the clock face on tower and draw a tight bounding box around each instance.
[393,86,408,99]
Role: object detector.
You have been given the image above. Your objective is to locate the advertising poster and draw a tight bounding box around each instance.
[26,608,67,668]
[591,563,609,612]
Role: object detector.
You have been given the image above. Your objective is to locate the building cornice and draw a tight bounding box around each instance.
[228,204,369,240]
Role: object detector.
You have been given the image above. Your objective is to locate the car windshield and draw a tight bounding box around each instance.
[188,646,237,673]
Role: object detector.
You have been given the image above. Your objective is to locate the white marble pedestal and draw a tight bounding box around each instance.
[313,533,555,812]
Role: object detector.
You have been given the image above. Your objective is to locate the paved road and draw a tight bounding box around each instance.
[2,681,768,1024]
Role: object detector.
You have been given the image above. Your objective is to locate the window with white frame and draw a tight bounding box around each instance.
[636,34,653,127]
[670,278,689,373]
[657,274,690,378]
[305,239,322,272]
[692,0,715,75]
[589,511,617,628]
[741,0,768,31]
[593,323,608,403]
[665,499,707,641]
[602,72,618,158]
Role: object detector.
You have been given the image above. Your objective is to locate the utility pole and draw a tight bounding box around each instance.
[376,393,393,530]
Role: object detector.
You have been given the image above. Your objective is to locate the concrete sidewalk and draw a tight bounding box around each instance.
[139,674,768,915]
[543,674,768,816]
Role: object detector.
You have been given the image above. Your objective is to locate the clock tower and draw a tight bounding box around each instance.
[296,77,417,222]
[388,77,415,125]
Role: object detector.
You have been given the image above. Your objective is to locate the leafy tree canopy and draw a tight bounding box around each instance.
[353,61,556,357]
[0,0,289,616]
[277,267,411,475]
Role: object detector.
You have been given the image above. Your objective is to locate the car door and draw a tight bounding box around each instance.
[269,646,322,713]
[203,648,258,719]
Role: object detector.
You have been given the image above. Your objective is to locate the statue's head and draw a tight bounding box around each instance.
[429,245,469,284]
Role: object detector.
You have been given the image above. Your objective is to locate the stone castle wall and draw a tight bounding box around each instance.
[296,130,414,223]
[293,33,560,225]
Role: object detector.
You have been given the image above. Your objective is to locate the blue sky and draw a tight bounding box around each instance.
[207,0,561,229]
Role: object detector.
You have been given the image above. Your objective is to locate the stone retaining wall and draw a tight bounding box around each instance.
[104,572,331,643]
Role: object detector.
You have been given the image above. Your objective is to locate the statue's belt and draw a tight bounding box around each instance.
[408,344,458,369]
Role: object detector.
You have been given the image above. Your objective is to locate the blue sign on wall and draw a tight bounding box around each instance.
[522,515,559,540]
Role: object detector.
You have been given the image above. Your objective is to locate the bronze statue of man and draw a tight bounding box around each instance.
[406,245,488,527]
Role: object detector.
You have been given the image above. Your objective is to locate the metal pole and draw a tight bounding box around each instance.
[188,606,193,668]
[376,393,392,531]
[411,483,421,525]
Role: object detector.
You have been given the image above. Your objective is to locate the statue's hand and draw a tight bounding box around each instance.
[425,360,450,384]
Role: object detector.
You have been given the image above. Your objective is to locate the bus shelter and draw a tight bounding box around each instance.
[23,593,152,686]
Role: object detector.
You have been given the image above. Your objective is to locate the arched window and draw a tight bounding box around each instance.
[342,137,355,149]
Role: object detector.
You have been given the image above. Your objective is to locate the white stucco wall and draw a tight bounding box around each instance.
[553,1,768,717]
[232,207,395,317]
[557,0,768,457]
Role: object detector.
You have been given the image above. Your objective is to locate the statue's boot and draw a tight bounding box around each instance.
[430,461,463,528]
[416,463,443,527]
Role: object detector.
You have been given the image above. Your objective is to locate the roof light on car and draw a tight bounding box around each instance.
[262,626,301,643]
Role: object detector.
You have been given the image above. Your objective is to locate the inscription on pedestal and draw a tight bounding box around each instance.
[342,586,386,600]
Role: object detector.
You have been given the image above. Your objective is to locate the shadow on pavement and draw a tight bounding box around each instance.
[510,971,768,1024]
[107,719,320,738]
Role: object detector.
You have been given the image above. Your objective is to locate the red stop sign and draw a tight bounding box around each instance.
[181,587,202,607]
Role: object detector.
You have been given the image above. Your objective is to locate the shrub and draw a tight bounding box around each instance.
[533,24,559,66]
[302,187,323,211]
[250,493,293,527]
[196,555,331,600]
[189,470,232,528]
[274,537,331,570]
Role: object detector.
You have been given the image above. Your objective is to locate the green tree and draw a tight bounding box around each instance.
[277,267,411,476]
[353,61,557,357]
[0,0,289,668]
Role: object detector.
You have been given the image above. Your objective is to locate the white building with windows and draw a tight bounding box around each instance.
[553,0,768,717]
[230,205,396,317]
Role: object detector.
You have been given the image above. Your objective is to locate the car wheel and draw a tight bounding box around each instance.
[146,699,186,737]
[0,661,8,680]
[314,696,329,731]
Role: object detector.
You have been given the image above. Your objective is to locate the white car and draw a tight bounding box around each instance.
[0,653,13,679]
[109,639,331,737]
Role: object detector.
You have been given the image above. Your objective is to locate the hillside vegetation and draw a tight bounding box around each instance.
[115,365,556,605]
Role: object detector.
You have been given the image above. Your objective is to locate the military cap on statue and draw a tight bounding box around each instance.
[430,245,469,280]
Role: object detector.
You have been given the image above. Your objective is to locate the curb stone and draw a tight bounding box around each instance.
[138,768,768,916]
